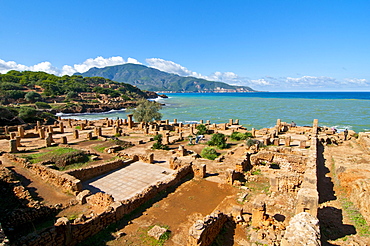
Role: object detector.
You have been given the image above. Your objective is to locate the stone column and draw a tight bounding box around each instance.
[251,197,266,228]
[68,119,72,128]
[37,121,41,130]
[18,126,24,138]
[206,120,210,125]
[285,136,291,147]
[80,123,85,130]
[165,119,169,125]
[148,153,154,164]
[97,127,102,137]
[173,119,177,124]
[9,139,18,153]
[312,119,318,135]
[235,119,239,125]
[61,136,68,144]
[273,138,280,146]
[47,132,54,143]
[199,120,203,124]
[15,136,22,147]
[144,127,149,135]
[4,126,9,135]
[39,128,45,139]
[252,128,256,138]
[190,126,194,135]
[86,131,93,140]
[10,132,16,139]
[225,169,236,185]
[127,114,134,129]
[123,119,127,125]
[45,135,52,147]
[179,122,183,128]
[229,119,233,125]
[73,129,79,139]
[107,120,112,127]
[54,121,58,127]
[179,132,183,141]
[263,137,270,146]
[59,122,64,133]
[48,125,54,133]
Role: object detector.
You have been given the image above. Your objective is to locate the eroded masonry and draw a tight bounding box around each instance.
[0,116,369,245]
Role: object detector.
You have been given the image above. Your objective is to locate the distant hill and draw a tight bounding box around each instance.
[76,63,255,93]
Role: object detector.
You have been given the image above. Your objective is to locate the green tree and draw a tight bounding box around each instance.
[131,99,162,123]
[200,147,218,160]
[208,133,228,149]
[196,124,207,135]
[24,91,41,102]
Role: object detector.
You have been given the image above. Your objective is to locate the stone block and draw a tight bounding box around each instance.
[148,225,168,240]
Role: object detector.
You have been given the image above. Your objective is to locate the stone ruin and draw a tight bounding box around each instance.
[0,117,366,246]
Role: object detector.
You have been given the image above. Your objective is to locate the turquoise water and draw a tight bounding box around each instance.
[59,92,370,133]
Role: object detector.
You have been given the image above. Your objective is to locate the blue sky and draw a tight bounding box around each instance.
[1,0,370,91]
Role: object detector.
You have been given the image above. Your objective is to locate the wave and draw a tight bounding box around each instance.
[57,108,127,117]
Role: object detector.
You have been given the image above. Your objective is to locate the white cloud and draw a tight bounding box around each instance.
[62,56,126,75]
[343,78,368,85]
[1,56,369,91]
[0,59,29,74]
[146,58,205,78]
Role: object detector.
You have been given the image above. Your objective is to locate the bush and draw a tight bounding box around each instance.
[246,138,264,148]
[24,91,41,102]
[208,133,228,149]
[230,131,253,141]
[152,134,169,150]
[201,147,218,160]
[35,101,51,109]
[196,124,207,135]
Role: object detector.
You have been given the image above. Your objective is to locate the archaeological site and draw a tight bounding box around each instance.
[1,116,370,245]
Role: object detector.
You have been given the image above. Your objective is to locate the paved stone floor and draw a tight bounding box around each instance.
[82,161,175,201]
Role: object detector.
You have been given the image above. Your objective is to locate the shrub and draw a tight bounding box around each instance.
[208,133,228,149]
[152,134,169,150]
[24,91,41,102]
[201,147,218,160]
[230,131,253,141]
[246,138,264,148]
[196,124,207,135]
[35,101,51,109]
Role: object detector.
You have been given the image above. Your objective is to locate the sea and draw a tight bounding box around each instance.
[58,92,370,133]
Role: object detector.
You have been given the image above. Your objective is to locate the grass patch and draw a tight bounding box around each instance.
[341,198,370,236]
[137,225,171,246]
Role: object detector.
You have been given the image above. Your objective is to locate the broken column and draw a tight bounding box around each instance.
[59,122,64,133]
[47,132,54,143]
[192,164,206,178]
[10,132,16,139]
[48,125,54,133]
[45,135,52,147]
[229,119,233,125]
[9,139,18,153]
[148,153,154,164]
[273,138,280,146]
[285,136,291,147]
[86,131,93,140]
[15,136,22,147]
[4,126,9,135]
[61,136,68,144]
[251,195,266,228]
[73,129,79,139]
[251,128,256,137]
[225,169,236,185]
[18,126,25,138]
[39,128,45,139]
[312,119,318,135]
[127,114,134,129]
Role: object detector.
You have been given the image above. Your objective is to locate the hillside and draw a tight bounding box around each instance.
[76,63,255,93]
[0,70,161,125]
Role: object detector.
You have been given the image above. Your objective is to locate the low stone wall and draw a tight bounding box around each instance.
[15,163,194,246]
[3,154,82,193]
[65,159,135,181]
[295,137,319,217]
[187,211,228,246]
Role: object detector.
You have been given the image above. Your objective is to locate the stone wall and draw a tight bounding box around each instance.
[187,211,228,246]
[14,163,194,246]
[295,137,319,217]
[3,154,82,194]
[66,159,135,181]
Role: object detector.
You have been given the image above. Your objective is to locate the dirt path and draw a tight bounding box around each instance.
[318,141,370,246]
[80,179,238,246]
[0,156,74,206]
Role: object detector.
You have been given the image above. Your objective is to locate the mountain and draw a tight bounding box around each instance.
[76,64,255,93]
